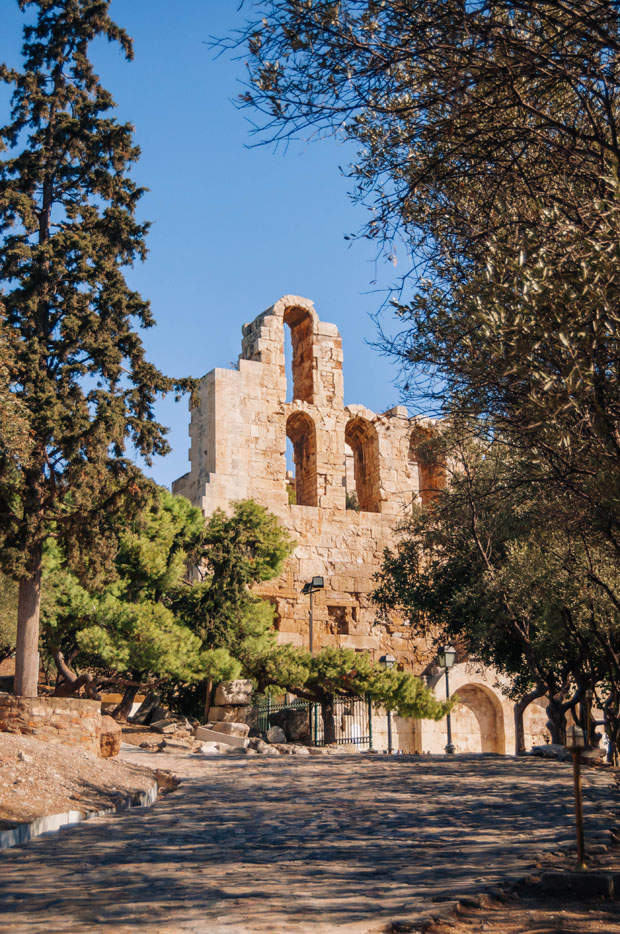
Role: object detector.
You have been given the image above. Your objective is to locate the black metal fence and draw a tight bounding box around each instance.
[254,695,373,748]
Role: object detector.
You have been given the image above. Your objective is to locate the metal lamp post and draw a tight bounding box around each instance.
[566,724,587,869]
[437,645,457,754]
[301,576,324,655]
[584,688,594,747]
[379,654,396,754]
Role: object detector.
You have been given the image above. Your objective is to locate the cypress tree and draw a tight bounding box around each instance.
[0,0,190,696]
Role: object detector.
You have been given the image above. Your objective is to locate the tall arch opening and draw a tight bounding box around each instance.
[345,416,381,513]
[283,306,315,404]
[451,684,506,754]
[286,411,318,507]
[409,429,445,506]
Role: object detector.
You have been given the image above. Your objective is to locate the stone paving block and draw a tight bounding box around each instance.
[0,754,616,934]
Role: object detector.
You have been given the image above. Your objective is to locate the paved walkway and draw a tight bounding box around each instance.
[0,750,617,934]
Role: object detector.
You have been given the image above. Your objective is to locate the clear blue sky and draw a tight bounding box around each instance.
[1,0,407,490]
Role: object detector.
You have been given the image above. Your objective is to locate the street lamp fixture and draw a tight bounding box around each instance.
[301,576,324,653]
[437,645,456,754]
[566,724,587,869]
[379,655,397,754]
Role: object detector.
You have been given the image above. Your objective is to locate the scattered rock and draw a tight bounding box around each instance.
[149,720,179,734]
[158,739,196,754]
[17,750,31,763]
[530,744,571,762]
[199,742,226,755]
[99,715,122,759]
[266,725,286,744]
[214,679,253,706]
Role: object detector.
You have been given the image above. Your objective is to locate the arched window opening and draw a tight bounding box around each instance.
[344,443,359,510]
[286,411,318,507]
[409,430,445,506]
[344,417,381,513]
[283,306,315,404]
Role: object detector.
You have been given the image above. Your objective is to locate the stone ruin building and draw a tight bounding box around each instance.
[173,295,549,754]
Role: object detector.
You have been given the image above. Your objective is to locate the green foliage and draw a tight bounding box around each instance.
[39,492,296,714]
[374,424,620,745]
[171,500,295,659]
[42,487,205,684]
[247,642,447,727]
[0,572,18,662]
[0,0,193,692]
[235,0,620,564]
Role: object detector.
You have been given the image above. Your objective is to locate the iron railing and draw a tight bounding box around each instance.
[254,694,373,748]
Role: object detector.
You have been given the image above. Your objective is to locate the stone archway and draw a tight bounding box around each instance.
[451,683,506,754]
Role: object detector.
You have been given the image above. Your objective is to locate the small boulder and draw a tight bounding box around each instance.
[290,744,311,756]
[100,715,122,758]
[248,737,271,754]
[200,742,226,755]
[266,725,286,744]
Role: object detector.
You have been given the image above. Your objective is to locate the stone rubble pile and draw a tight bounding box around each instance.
[130,682,320,757]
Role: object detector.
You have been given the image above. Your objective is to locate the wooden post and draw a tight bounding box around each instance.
[571,747,587,869]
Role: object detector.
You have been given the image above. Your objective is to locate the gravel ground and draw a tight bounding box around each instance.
[0,732,157,829]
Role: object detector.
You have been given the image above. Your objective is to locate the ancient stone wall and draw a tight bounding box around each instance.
[0,693,101,756]
[173,295,435,668]
[173,295,547,753]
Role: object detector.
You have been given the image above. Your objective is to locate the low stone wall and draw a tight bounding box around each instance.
[0,693,101,757]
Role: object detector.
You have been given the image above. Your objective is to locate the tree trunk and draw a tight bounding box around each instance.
[14,546,43,697]
[111,685,139,721]
[546,695,567,745]
[321,695,336,745]
[204,678,213,722]
[514,683,546,755]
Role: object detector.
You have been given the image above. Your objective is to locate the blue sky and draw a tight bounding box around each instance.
[1,0,408,489]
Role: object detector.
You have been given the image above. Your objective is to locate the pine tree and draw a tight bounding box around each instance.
[0,0,191,696]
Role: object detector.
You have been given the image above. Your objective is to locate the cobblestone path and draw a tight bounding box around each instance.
[0,752,617,934]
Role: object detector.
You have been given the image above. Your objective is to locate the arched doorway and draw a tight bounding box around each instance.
[451,683,506,754]
[286,411,318,506]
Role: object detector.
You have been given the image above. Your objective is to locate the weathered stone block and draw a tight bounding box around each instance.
[210,721,250,738]
[209,705,250,723]
[195,725,248,748]
[214,680,253,706]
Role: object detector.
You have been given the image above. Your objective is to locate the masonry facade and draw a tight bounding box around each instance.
[173,295,549,753]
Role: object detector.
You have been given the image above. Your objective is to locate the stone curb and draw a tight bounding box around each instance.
[0,780,158,851]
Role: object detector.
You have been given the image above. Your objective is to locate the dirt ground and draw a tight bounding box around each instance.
[427,884,620,933]
[0,732,157,829]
